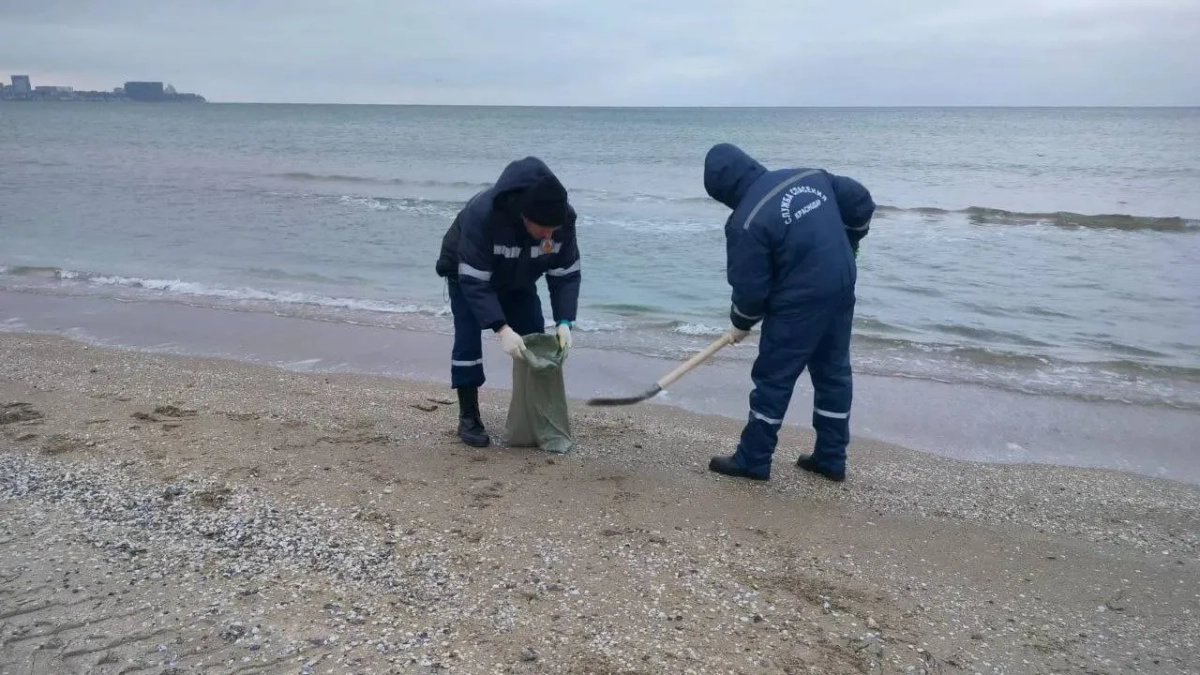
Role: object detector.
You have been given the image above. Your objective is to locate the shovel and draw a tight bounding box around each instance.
[586,332,736,406]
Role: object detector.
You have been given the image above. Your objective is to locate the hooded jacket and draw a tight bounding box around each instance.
[703,143,874,331]
[436,157,581,331]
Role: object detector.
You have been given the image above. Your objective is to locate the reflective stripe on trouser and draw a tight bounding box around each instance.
[733,292,855,477]
[808,298,854,473]
[448,280,545,389]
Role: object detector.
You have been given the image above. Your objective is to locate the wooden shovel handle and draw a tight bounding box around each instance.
[655,332,735,390]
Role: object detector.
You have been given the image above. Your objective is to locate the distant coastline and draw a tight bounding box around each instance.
[1,76,205,103]
[0,94,206,103]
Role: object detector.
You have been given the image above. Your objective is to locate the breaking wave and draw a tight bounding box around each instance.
[671,322,727,337]
[0,266,446,317]
[283,191,718,233]
[876,205,1197,232]
[334,194,464,216]
[277,172,491,190]
[269,174,1196,233]
[275,172,718,205]
[0,265,631,334]
[266,191,466,219]
[0,265,66,278]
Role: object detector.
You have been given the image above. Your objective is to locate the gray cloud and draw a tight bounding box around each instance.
[1,0,1197,105]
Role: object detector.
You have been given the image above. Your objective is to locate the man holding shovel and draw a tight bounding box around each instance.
[702,143,874,482]
[435,157,581,448]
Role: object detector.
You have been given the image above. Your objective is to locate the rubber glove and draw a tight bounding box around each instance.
[496,326,527,361]
[556,321,573,351]
[729,328,752,344]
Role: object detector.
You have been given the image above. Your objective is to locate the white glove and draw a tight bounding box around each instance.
[497,326,527,361]
[556,323,572,351]
[729,328,752,344]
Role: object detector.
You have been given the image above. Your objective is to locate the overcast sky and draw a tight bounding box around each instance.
[1,0,1197,106]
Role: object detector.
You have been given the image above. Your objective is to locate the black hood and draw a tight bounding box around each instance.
[491,156,560,224]
[703,143,767,210]
[494,156,558,195]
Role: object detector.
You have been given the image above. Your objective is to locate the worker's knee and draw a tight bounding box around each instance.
[749,376,797,419]
[812,362,851,393]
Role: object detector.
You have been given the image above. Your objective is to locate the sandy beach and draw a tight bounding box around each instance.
[2,332,1198,675]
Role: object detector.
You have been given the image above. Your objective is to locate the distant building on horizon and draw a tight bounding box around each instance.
[121,80,205,103]
[11,75,31,95]
[124,81,165,101]
[1,76,204,103]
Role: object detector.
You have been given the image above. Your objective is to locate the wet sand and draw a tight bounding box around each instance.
[1,332,1198,675]
[4,290,1199,484]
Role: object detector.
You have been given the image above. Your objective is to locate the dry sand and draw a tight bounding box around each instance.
[1,332,1197,675]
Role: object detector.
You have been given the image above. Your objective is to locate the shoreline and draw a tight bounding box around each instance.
[3,269,1197,414]
[1,332,1198,674]
[3,289,1199,485]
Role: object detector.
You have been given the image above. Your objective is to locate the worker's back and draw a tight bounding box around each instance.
[705,143,874,314]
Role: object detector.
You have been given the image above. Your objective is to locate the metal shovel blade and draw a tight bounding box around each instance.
[585,385,663,407]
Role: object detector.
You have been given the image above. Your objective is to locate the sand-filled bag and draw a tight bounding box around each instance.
[505,333,573,454]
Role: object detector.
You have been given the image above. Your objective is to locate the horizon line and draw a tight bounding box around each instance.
[175,102,1200,109]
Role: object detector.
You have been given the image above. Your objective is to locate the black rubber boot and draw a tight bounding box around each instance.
[708,454,769,481]
[456,387,490,448]
[796,454,846,482]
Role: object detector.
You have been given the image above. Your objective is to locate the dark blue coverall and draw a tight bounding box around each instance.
[435,157,581,390]
[703,143,874,481]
